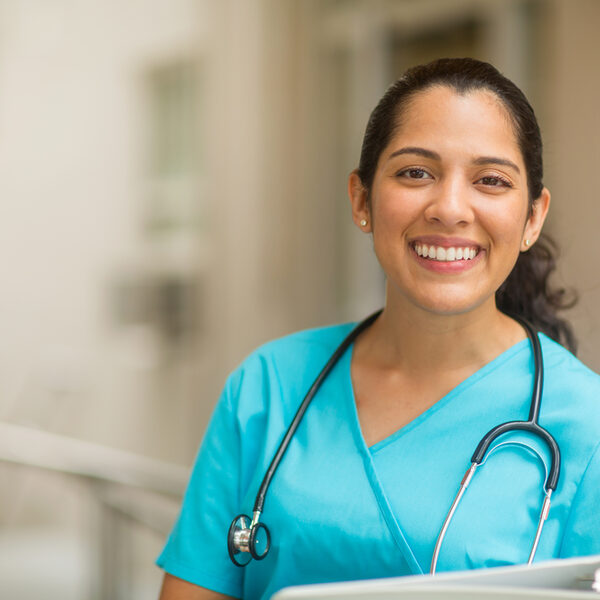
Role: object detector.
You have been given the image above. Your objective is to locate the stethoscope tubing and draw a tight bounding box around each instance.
[470,315,560,491]
[252,309,383,515]
[227,310,382,566]
[430,315,560,573]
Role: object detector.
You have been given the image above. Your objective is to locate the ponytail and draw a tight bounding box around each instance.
[496,233,577,353]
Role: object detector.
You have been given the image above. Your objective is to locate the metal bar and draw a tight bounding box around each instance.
[0,421,188,496]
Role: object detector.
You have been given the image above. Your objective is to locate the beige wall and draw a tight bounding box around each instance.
[543,0,600,370]
[0,0,206,463]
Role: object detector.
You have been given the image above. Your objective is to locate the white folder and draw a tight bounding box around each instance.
[272,554,600,600]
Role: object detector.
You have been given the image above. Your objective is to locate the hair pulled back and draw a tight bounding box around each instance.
[357,57,576,352]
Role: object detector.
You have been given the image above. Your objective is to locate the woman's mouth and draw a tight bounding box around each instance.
[412,242,480,262]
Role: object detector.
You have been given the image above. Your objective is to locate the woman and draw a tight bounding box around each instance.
[157,58,600,600]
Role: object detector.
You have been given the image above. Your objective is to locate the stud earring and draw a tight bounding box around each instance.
[360,219,368,227]
[524,239,531,247]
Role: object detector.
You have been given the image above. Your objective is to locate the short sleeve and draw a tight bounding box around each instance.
[559,440,600,558]
[157,376,244,598]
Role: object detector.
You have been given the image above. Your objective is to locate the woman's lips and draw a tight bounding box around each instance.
[410,241,484,272]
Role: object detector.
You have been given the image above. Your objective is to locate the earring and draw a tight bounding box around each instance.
[524,239,531,247]
[360,219,368,227]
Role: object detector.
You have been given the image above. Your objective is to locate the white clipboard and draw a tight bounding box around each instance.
[272,554,600,599]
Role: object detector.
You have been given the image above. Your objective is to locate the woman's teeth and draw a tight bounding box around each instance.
[414,243,478,261]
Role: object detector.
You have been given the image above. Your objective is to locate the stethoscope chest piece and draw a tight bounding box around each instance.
[228,513,271,567]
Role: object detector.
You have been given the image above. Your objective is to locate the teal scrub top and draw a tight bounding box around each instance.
[157,323,600,600]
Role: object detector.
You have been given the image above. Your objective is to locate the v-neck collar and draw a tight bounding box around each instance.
[363,338,530,454]
[339,335,531,575]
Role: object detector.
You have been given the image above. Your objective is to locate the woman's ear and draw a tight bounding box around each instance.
[348,170,372,233]
[522,187,550,251]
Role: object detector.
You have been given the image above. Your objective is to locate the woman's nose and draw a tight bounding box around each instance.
[424,176,474,227]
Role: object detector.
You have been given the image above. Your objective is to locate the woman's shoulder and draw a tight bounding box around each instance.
[223,321,356,413]
[234,321,354,373]
[539,333,600,392]
[538,334,600,454]
[258,321,356,357]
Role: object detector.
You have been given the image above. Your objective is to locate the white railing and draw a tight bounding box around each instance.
[0,421,189,496]
[0,421,189,600]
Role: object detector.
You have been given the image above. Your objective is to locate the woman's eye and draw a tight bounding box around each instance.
[477,175,512,188]
[397,168,432,180]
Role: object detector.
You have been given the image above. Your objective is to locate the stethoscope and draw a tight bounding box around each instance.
[227,310,561,574]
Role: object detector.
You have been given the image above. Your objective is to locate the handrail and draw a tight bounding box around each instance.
[0,421,189,497]
[98,484,182,535]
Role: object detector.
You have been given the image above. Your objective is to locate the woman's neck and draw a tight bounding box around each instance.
[360,294,526,377]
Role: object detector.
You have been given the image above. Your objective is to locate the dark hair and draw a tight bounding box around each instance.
[357,57,577,352]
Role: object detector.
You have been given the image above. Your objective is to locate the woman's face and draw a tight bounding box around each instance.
[349,85,549,317]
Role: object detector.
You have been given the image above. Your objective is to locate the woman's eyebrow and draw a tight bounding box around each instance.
[473,156,521,173]
[388,147,521,174]
[388,146,440,161]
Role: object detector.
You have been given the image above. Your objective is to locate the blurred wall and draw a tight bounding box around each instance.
[0,0,598,466]
[0,0,208,464]
[543,0,600,366]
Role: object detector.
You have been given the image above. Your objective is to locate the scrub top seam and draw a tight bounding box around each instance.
[341,347,424,575]
[359,446,425,574]
[269,354,287,423]
[264,354,295,498]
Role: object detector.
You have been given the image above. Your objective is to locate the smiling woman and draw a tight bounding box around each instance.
[351,59,575,349]
[157,59,600,600]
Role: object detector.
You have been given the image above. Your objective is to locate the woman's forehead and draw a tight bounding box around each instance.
[384,85,522,162]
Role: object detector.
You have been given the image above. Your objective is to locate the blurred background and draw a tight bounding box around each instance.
[0,0,598,598]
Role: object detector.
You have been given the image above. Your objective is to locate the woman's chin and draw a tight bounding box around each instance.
[392,289,494,318]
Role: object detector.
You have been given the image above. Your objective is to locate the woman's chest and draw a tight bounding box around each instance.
[352,369,475,447]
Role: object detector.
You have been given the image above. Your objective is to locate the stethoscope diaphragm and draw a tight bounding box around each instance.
[228,513,271,566]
